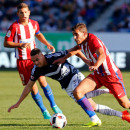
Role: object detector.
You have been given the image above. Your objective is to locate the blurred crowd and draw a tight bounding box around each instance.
[0,0,129,32]
[106,1,130,32]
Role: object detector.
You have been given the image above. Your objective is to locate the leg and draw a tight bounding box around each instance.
[31,83,51,119]
[73,77,97,100]
[117,95,130,109]
[38,76,62,113]
[73,76,101,126]
[17,60,51,119]
[85,89,110,99]
[116,96,130,123]
[88,98,123,118]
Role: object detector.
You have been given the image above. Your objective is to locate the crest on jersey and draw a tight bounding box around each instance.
[6,30,11,37]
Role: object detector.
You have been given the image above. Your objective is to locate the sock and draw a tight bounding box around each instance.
[77,96,97,118]
[42,84,56,107]
[85,89,110,98]
[95,104,122,118]
[31,91,46,113]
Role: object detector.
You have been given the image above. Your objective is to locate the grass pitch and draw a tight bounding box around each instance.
[0,71,130,130]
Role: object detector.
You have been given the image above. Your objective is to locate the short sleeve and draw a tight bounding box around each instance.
[30,65,40,81]
[5,24,16,42]
[90,38,102,52]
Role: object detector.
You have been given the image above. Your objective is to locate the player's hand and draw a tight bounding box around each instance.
[53,57,65,65]
[20,43,31,48]
[8,103,19,112]
[89,66,98,71]
[47,45,55,53]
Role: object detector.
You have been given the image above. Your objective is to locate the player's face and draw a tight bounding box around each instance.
[72,29,86,44]
[31,53,45,68]
[17,7,30,23]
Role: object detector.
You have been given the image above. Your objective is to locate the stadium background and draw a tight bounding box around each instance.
[0,0,130,129]
[0,0,130,71]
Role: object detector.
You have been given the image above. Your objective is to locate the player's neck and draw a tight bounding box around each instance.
[19,19,29,26]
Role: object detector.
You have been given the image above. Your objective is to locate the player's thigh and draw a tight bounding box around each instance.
[116,95,130,108]
[38,76,47,87]
[74,77,97,94]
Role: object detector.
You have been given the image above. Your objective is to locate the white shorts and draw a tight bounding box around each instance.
[65,72,85,101]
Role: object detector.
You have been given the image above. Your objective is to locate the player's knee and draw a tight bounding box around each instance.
[73,88,85,100]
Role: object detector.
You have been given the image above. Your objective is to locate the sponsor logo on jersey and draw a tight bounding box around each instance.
[6,30,11,37]
[19,38,34,43]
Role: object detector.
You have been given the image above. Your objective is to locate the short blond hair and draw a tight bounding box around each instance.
[17,3,29,11]
[72,23,87,33]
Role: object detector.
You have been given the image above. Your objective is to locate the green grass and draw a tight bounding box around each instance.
[0,71,130,130]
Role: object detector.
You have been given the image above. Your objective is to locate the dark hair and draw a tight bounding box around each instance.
[72,23,87,33]
[17,3,30,11]
[31,48,41,56]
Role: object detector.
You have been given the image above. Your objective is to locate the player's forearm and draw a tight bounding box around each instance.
[36,33,50,46]
[4,40,21,48]
[94,53,106,69]
[67,46,80,58]
[16,81,34,105]
[76,51,91,66]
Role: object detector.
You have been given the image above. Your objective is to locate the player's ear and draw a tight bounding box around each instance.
[17,11,19,17]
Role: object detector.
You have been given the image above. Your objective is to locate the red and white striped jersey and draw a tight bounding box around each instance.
[5,19,40,60]
[78,33,119,76]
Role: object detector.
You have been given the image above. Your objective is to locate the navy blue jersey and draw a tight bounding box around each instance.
[30,50,79,89]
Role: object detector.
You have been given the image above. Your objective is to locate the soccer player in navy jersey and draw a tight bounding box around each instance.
[8,48,130,127]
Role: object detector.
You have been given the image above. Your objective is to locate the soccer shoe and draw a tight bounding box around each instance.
[52,105,62,114]
[122,110,130,123]
[43,110,51,119]
[83,120,102,127]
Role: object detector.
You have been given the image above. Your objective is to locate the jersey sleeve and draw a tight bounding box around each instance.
[91,38,102,52]
[35,21,40,35]
[30,65,41,81]
[5,24,16,42]
[45,50,68,64]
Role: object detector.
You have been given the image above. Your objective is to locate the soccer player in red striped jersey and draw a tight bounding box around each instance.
[4,2,62,119]
[53,23,130,127]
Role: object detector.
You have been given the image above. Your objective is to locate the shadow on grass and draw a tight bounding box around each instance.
[0,124,50,127]
[0,118,43,120]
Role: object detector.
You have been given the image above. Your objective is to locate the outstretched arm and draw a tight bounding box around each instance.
[36,32,55,53]
[53,45,80,64]
[89,47,106,71]
[75,50,91,66]
[8,80,35,112]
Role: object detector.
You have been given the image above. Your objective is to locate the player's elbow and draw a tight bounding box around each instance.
[4,41,8,47]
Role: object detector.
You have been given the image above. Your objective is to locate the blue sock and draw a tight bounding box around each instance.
[77,96,96,118]
[42,84,56,108]
[31,91,46,113]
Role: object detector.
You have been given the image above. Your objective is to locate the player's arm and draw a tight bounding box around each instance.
[36,32,55,53]
[53,45,80,64]
[89,47,106,71]
[8,80,35,112]
[4,40,30,48]
[76,50,91,66]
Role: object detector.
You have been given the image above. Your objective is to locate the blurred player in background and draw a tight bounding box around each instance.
[53,23,130,126]
[4,2,62,119]
[8,48,130,127]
